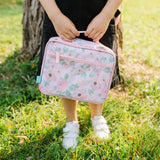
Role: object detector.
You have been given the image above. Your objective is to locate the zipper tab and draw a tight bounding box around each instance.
[56,52,60,63]
[36,75,42,83]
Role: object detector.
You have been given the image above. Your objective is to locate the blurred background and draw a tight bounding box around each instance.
[0,0,159,159]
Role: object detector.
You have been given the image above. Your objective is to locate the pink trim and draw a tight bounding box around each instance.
[79,31,85,33]
[40,37,116,77]
[49,37,115,57]
[48,53,112,68]
[39,37,116,104]
[39,87,106,104]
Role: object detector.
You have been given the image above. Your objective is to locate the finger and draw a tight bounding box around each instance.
[87,29,97,39]
[90,30,99,40]
[60,34,70,42]
[92,32,100,40]
[70,29,79,38]
[70,28,80,37]
[68,30,76,39]
[64,32,74,40]
[85,27,93,37]
[93,33,103,42]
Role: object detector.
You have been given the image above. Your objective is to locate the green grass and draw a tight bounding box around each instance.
[0,4,22,63]
[0,0,160,159]
[0,0,23,5]
[122,0,160,68]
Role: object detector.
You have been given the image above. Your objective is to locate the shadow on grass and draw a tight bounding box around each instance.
[0,52,95,159]
[1,118,94,159]
[3,127,102,160]
[0,51,42,117]
[1,52,159,160]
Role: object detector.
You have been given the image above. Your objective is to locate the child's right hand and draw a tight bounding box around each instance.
[51,13,80,42]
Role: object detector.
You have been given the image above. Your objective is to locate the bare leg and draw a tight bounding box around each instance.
[89,102,110,140]
[61,97,79,150]
[61,97,78,122]
[89,102,104,119]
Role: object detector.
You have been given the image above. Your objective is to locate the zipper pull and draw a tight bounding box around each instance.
[56,52,60,63]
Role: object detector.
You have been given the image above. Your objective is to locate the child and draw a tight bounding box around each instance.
[37,0,122,150]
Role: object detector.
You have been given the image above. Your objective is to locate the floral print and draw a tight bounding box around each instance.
[39,37,115,104]
[57,78,68,91]
[75,89,87,100]
[100,76,109,85]
[91,78,101,89]
[45,69,56,81]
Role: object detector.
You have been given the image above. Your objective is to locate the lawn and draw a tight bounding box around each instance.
[0,0,160,159]
[0,3,22,63]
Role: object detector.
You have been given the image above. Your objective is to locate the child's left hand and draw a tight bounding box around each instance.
[85,13,111,42]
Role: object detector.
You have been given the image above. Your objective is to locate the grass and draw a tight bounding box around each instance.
[0,0,23,5]
[0,4,22,63]
[0,0,160,159]
[122,0,160,68]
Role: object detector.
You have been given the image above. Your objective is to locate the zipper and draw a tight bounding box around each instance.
[48,52,113,68]
[56,52,59,63]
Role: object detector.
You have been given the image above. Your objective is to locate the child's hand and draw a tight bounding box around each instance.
[85,13,111,42]
[52,13,80,42]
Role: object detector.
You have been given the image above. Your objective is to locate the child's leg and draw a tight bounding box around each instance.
[61,97,79,150]
[61,97,78,122]
[89,102,110,140]
[89,102,104,118]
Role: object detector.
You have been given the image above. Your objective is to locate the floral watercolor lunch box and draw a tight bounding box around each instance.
[36,36,116,104]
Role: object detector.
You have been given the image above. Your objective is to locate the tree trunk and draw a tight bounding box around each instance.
[20,1,123,59]
[19,0,44,59]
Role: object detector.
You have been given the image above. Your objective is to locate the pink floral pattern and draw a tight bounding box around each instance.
[54,68,61,75]
[39,37,115,104]
[75,89,87,100]
[45,69,56,81]
[91,78,101,89]
[57,78,68,91]
[100,76,109,85]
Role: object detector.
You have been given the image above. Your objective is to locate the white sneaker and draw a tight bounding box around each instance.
[62,121,79,150]
[91,116,110,140]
